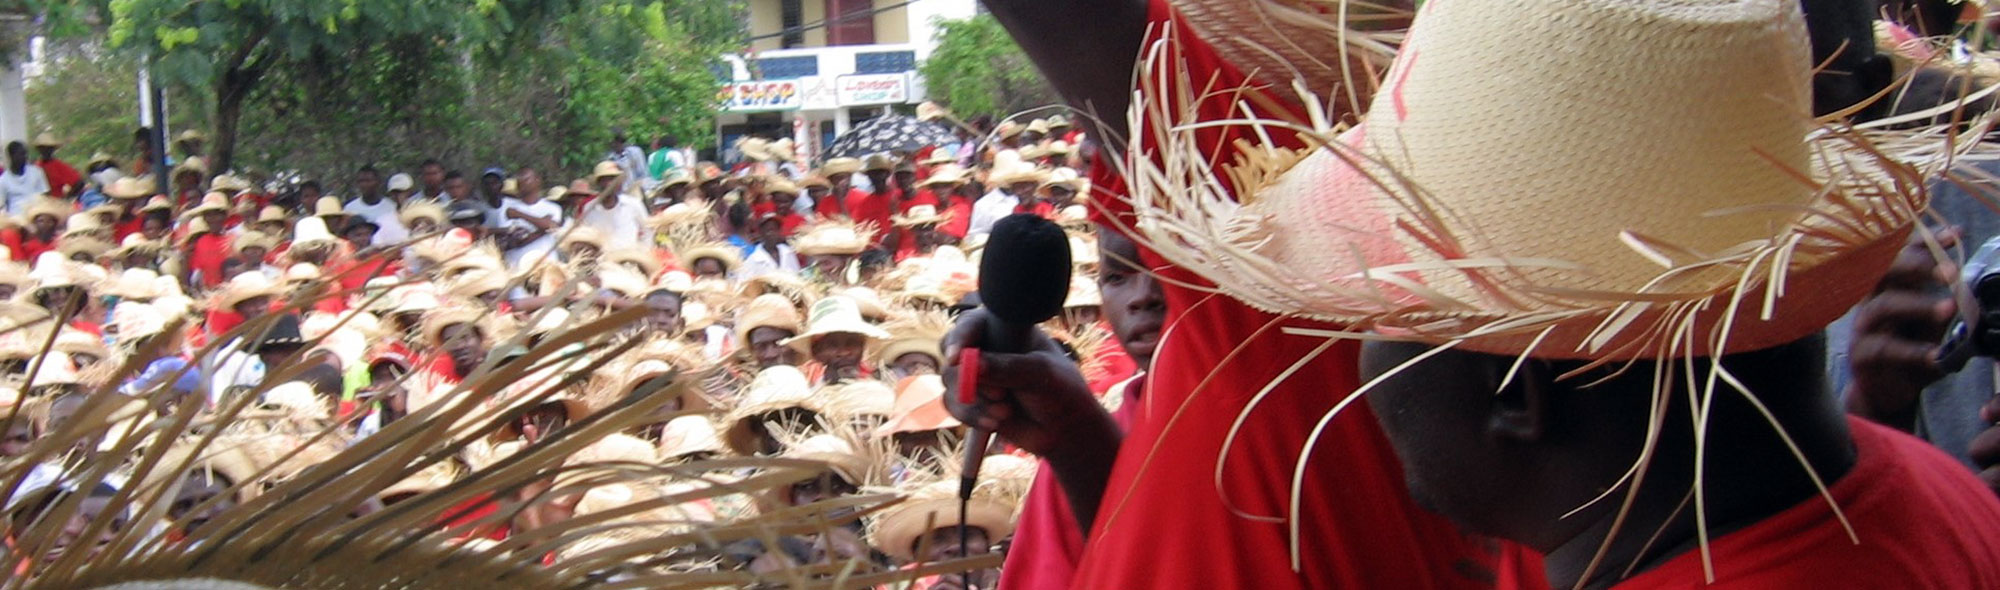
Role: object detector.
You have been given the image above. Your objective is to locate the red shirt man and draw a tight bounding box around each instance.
[187,232,232,288]
[849,188,895,238]
[36,158,79,200]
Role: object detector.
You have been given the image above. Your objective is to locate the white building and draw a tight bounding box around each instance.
[713,0,977,162]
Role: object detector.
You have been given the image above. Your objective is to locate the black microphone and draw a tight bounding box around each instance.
[959,213,1070,578]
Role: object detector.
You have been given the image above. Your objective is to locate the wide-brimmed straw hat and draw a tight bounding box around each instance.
[723,365,826,456]
[171,156,208,178]
[185,192,229,217]
[891,204,950,228]
[657,415,725,461]
[868,471,1022,562]
[734,293,804,350]
[871,375,962,439]
[400,201,446,228]
[210,174,254,194]
[23,198,69,224]
[104,177,153,200]
[419,299,490,347]
[215,272,279,311]
[291,216,337,248]
[109,234,165,261]
[862,154,895,173]
[821,157,862,176]
[1162,0,1405,118]
[791,220,878,257]
[874,310,949,369]
[592,161,624,182]
[314,196,350,218]
[679,242,742,274]
[57,237,111,261]
[1125,0,1969,360]
[781,296,890,353]
[918,165,968,188]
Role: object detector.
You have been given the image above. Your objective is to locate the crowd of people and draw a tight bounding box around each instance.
[0,96,1117,586]
[8,0,2000,588]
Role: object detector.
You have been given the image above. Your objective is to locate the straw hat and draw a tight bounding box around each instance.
[680,242,742,274]
[823,378,896,422]
[171,156,208,178]
[918,165,968,188]
[175,129,207,144]
[111,300,168,342]
[23,197,69,225]
[995,121,1024,139]
[104,177,153,200]
[400,201,446,228]
[874,310,948,370]
[890,204,950,228]
[139,195,172,214]
[1063,275,1101,309]
[660,168,695,189]
[658,415,724,461]
[723,365,826,455]
[559,226,607,252]
[1038,167,1083,194]
[109,234,165,261]
[28,252,87,294]
[733,293,803,349]
[313,196,349,218]
[919,150,958,166]
[215,271,278,311]
[798,175,831,190]
[834,286,891,322]
[591,161,624,182]
[822,157,862,176]
[871,374,961,439]
[1017,144,1048,161]
[54,327,109,362]
[765,178,801,196]
[283,263,322,286]
[291,216,337,247]
[419,300,490,347]
[774,432,879,494]
[210,174,253,194]
[868,475,1019,562]
[605,249,662,279]
[185,192,229,217]
[595,265,648,299]
[781,296,891,355]
[768,138,797,162]
[1125,0,1953,359]
[1055,204,1091,230]
[231,232,277,256]
[791,220,877,257]
[987,158,1046,187]
[862,154,895,173]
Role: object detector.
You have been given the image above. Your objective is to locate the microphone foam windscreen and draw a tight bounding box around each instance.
[978,214,1073,325]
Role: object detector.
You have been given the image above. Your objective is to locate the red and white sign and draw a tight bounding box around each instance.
[835,74,909,106]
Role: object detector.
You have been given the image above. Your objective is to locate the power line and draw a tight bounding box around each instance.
[744,0,924,42]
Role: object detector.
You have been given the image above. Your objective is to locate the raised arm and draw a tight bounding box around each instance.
[982,0,1150,142]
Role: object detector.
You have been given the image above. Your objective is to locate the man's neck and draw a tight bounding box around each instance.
[1543,388,1857,589]
[361,193,382,205]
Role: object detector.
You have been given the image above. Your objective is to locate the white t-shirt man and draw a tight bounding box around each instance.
[576,193,650,250]
[736,243,800,281]
[344,196,410,244]
[966,187,1020,242]
[500,196,565,270]
[0,164,50,215]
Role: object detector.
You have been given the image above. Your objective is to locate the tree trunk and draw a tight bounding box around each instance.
[211,76,246,180]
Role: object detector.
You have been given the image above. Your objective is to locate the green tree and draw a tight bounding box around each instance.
[918,14,1058,121]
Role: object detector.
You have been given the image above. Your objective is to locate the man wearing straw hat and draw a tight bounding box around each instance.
[31,133,80,200]
[954,0,1919,589]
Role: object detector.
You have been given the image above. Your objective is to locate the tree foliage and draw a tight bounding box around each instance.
[918,14,1058,121]
[22,0,741,187]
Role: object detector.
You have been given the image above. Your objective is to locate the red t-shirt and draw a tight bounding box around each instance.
[1615,418,2000,589]
[38,159,79,200]
[849,189,895,238]
[1000,376,1145,590]
[940,198,974,240]
[778,213,806,237]
[188,233,233,288]
[1066,4,1531,589]
[17,236,54,263]
[113,216,143,242]
[0,228,22,261]
[816,188,868,219]
[899,190,941,213]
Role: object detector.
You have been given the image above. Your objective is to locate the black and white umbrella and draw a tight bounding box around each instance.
[823,115,959,159]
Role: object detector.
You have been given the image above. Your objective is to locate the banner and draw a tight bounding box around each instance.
[718,79,803,112]
[835,74,909,106]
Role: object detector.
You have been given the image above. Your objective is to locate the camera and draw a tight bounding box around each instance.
[1936,236,2000,372]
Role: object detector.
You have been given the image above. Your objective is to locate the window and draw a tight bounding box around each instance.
[780,0,805,48]
[825,0,875,46]
[854,51,914,74]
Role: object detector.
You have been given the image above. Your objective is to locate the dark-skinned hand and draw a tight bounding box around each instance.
[1845,227,1961,432]
[1967,395,2000,497]
[941,307,1109,456]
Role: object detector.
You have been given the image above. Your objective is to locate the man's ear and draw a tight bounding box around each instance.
[1487,359,1552,443]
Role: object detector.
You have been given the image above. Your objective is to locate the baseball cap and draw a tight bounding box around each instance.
[446,200,487,223]
[482,166,507,179]
[387,173,414,191]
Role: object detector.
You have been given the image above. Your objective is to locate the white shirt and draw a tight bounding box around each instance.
[500,197,565,269]
[205,340,263,408]
[736,243,800,280]
[345,196,410,244]
[967,188,1019,241]
[0,164,50,215]
[576,194,650,250]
